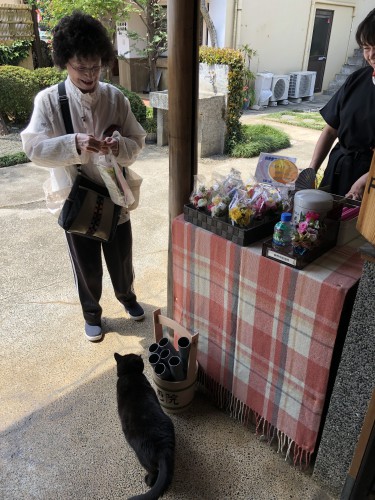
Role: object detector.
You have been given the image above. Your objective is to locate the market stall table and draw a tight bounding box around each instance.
[172,215,364,465]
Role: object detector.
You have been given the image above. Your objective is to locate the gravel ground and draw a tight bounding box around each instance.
[0,132,23,156]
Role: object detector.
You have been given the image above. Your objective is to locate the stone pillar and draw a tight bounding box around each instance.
[149,91,225,155]
[149,91,169,147]
[313,244,375,497]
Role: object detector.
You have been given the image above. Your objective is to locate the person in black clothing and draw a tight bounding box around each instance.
[309,8,375,199]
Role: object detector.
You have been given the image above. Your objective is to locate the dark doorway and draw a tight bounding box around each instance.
[308,9,334,92]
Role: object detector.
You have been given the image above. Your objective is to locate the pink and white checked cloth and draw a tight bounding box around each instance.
[172,215,363,464]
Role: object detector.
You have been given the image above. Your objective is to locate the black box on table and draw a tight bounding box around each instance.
[261,195,358,269]
[183,203,279,247]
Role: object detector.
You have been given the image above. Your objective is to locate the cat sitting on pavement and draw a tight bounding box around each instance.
[114,353,175,500]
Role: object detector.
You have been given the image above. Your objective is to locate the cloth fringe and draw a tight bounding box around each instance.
[197,367,311,468]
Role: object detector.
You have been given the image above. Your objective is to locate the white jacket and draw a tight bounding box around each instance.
[21,77,146,217]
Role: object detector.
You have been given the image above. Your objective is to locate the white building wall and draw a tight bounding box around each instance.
[239,0,311,75]
[117,11,147,59]
[348,0,373,50]
[207,0,228,47]
[210,0,374,93]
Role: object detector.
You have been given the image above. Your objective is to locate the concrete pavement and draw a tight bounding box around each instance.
[0,116,335,499]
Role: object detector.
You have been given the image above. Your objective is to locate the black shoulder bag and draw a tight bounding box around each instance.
[57,81,121,243]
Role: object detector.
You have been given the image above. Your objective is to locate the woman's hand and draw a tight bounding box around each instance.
[345,173,368,200]
[75,134,119,156]
[103,136,119,156]
[76,133,107,154]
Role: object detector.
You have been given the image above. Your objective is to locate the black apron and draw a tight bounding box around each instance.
[319,143,373,196]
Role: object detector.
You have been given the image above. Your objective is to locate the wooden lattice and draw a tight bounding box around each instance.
[0,4,33,42]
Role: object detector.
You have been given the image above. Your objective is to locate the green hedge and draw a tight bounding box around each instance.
[114,84,147,126]
[33,67,67,89]
[0,66,40,123]
[199,47,245,154]
[0,152,29,168]
[0,66,66,124]
[231,124,290,158]
[0,66,146,127]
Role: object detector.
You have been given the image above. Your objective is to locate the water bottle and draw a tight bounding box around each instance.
[272,212,293,251]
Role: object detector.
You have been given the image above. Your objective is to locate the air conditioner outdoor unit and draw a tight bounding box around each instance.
[269,74,290,102]
[288,71,316,98]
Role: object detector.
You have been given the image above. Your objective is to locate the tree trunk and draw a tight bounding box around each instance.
[147,0,159,92]
[30,5,43,68]
[0,114,9,136]
[149,55,158,92]
[200,0,218,47]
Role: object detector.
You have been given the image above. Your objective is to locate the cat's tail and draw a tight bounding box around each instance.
[128,452,174,500]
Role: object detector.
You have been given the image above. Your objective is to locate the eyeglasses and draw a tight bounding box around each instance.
[68,62,102,75]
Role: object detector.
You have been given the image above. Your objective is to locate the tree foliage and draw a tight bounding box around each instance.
[26,1,219,95]
[124,1,168,92]
[25,0,135,42]
[26,1,168,91]
[0,40,33,66]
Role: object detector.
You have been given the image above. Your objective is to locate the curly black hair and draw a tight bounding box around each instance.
[52,11,115,69]
[356,8,375,47]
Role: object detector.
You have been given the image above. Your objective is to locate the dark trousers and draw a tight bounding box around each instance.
[65,220,136,325]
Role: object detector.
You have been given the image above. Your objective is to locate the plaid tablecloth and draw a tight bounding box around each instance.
[172,215,364,464]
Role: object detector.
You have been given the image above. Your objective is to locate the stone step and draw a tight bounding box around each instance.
[347,55,364,66]
[320,48,364,96]
[324,78,345,95]
[333,73,350,85]
[340,63,362,75]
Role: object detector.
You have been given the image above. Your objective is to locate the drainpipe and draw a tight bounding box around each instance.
[232,0,238,48]
[232,0,243,49]
[302,0,316,69]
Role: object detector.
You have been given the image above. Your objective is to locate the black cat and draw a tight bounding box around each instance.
[114,353,175,500]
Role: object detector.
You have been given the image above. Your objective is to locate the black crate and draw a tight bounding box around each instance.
[262,237,338,269]
[262,212,341,269]
[183,203,279,246]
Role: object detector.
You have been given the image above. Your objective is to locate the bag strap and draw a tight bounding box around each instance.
[58,81,82,173]
[58,81,74,134]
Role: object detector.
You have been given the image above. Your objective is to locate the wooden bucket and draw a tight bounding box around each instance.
[152,309,198,414]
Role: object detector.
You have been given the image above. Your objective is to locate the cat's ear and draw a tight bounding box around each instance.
[114,352,121,362]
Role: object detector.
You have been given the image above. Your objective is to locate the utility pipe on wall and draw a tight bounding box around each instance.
[232,0,238,48]
[232,0,243,49]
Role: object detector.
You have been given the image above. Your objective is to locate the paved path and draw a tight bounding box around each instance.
[0,120,335,499]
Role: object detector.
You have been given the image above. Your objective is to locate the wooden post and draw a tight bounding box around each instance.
[167,0,199,317]
[357,152,375,245]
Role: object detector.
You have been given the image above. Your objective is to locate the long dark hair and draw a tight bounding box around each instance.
[52,11,115,69]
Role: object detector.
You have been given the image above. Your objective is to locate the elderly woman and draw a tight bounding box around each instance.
[309,8,375,199]
[21,12,146,341]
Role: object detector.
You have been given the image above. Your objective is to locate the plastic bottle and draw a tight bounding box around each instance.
[272,212,293,251]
